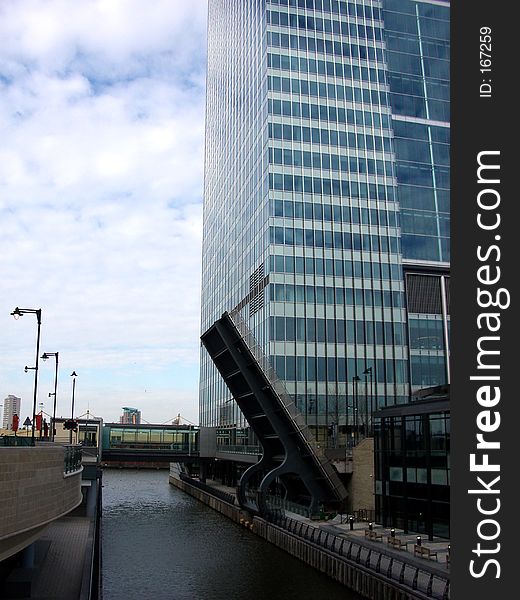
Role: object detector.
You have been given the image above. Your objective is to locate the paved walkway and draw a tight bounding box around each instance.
[30,516,92,600]
[325,517,449,566]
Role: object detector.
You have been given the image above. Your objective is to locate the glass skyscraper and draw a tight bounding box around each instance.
[200,0,449,458]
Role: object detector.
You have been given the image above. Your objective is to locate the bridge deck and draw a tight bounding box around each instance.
[201,311,347,515]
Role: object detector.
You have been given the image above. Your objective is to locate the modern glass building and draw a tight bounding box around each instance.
[374,386,450,538]
[200,0,450,470]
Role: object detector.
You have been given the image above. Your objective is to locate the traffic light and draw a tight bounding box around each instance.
[64,419,78,431]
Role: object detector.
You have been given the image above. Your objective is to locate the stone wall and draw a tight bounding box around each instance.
[0,446,83,543]
[351,437,375,513]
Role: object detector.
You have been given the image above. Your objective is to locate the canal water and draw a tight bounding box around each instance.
[102,469,361,600]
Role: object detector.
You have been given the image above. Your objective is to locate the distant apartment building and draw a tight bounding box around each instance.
[120,407,141,425]
[2,395,21,430]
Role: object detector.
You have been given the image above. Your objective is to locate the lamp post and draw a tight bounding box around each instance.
[70,371,78,444]
[11,307,42,445]
[363,366,373,436]
[353,375,360,445]
[41,352,59,442]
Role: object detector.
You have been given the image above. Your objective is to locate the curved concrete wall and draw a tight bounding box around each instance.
[0,446,83,561]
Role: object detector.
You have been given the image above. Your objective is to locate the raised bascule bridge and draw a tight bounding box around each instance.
[201,310,348,518]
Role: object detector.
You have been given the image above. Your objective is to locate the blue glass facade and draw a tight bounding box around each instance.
[201,0,450,449]
[381,0,450,394]
[383,0,449,264]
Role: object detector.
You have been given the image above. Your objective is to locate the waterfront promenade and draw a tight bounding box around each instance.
[196,478,450,600]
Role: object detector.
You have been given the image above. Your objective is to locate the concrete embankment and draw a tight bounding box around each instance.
[169,473,449,600]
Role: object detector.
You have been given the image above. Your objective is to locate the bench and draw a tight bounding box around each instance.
[364,529,383,542]
[387,536,408,550]
[414,544,438,561]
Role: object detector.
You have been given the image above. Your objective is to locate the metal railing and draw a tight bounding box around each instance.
[228,309,347,501]
[353,508,376,523]
[268,513,450,600]
[216,444,262,455]
[1,435,34,446]
[64,445,83,474]
[265,494,311,518]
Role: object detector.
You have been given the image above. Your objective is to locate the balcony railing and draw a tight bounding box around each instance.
[64,445,83,474]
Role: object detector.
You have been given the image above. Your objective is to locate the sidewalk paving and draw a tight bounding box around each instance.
[30,516,92,600]
[323,517,450,566]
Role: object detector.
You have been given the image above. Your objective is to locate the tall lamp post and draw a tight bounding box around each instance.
[41,352,59,442]
[70,371,78,444]
[363,366,373,436]
[353,375,361,445]
[11,307,42,445]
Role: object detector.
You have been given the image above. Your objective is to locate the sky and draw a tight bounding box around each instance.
[0,0,209,426]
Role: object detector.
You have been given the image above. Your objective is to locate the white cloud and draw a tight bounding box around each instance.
[0,0,208,424]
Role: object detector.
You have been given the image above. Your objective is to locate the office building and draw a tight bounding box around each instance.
[2,395,21,430]
[199,0,450,508]
[374,385,450,538]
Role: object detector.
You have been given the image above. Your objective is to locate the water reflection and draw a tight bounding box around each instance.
[102,469,360,600]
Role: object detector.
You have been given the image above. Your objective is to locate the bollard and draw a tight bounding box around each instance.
[369,522,373,531]
[390,528,395,538]
[416,536,422,546]
[349,516,354,531]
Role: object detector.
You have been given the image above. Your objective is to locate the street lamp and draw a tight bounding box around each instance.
[41,352,59,442]
[353,375,361,445]
[11,307,42,445]
[363,366,373,436]
[70,371,78,444]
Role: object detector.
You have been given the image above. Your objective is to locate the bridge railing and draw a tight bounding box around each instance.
[216,444,262,455]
